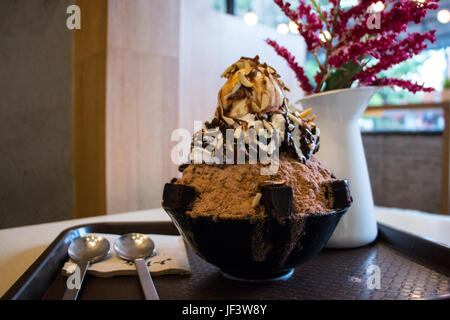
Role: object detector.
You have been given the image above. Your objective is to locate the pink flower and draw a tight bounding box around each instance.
[344,0,439,43]
[336,0,376,38]
[329,33,397,67]
[265,0,439,94]
[274,0,300,22]
[265,39,313,94]
[357,31,436,83]
[274,0,322,51]
[313,72,324,93]
[373,78,435,93]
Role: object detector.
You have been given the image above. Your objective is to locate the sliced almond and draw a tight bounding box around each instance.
[287,123,295,131]
[263,120,273,135]
[244,131,250,144]
[225,82,241,100]
[252,193,262,208]
[259,179,287,187]
[251,102,261,113]
[229,99,248,118]
[234,126,242,139]
[287,112,303,126]
[244,60,251,75]
[216,136,224,149]
[260,94,269,111]
[221,64,235,78]
[238,70,253,88]
[287,103,299,114]
[299,108,312,118]
[305,114,316,122]
[222,115,235,126]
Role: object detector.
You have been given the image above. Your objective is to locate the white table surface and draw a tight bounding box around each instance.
[0,206,448,297]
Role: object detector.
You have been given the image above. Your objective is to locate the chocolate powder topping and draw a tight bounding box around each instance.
[176,154,335,219]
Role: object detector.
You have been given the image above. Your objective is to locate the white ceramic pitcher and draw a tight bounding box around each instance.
[297,86,379,248]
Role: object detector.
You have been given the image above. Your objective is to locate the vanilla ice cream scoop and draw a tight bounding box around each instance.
[217,56,289,119]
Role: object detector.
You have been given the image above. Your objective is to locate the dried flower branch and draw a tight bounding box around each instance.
[266,0,439,94]
[265,39,314,94]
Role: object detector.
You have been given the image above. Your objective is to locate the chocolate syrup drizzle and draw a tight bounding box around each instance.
[180,101,320,172]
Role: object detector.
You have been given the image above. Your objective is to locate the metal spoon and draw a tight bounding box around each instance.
[114,233,159,300]
[63,235,110,300]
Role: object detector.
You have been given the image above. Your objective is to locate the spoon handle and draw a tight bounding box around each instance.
[135,258,159,300]
[62,261,90,300]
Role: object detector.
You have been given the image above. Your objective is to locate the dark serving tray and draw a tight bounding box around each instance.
[2,221,449,300]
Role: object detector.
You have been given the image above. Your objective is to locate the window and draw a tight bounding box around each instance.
[360,108,445,133]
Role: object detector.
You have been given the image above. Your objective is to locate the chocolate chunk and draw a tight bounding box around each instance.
[170,177,178,183]
[162,183,197,212]
[324,180,352,209]
[178,163,190,172]
[313,142,320,153]
[205,118,220,129]
[248,70,257,80]
[261,185,294,220]
[259,180,287,187]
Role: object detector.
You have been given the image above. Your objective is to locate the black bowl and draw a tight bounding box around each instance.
[162,181,351,280]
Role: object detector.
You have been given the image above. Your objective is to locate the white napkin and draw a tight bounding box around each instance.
[62,233,191,277]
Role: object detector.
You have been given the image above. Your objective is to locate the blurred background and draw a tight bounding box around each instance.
[0,0,449,228]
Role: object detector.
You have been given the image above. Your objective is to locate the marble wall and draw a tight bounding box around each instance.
[0,0,73,228]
